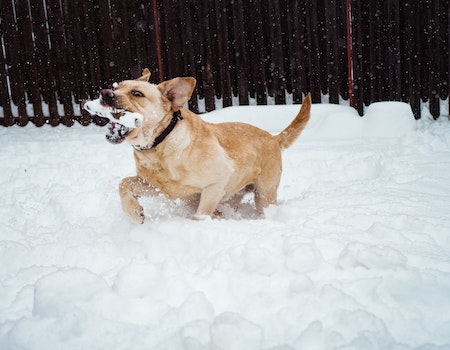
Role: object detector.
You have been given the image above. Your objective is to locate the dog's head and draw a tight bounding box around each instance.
[101,68,196,147]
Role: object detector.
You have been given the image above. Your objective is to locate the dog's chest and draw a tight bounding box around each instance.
[135,152,174,177]
[134,151,192,195]
[135,153,160,171]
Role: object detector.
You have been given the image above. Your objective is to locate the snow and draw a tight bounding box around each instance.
[1,101,450,350]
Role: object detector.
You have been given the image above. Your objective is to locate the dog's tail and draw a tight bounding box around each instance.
[275,93,311,149]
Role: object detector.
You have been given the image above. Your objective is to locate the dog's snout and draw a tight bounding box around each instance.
[100,89,115,107]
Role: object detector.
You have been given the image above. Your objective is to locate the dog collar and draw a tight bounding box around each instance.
[132,110,183,151]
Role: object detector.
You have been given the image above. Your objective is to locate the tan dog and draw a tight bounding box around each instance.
[99,69,311,223]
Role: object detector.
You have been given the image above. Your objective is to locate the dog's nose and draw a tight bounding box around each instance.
[100,89,115,107]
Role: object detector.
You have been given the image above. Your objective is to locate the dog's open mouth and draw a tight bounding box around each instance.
[83,98,144,144]
[106,121,130,144]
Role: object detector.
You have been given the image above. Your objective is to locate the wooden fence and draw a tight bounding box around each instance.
[0,0,448,127]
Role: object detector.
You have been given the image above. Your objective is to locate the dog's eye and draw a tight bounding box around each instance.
[131,90,144,97]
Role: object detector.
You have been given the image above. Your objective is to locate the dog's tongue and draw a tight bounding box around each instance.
[105,121,130,144]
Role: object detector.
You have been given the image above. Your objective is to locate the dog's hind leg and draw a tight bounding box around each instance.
[223,184,254,211]
[254,167,281,216]
[119,176,158,224]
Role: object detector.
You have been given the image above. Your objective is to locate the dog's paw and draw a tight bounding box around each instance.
[134,210,145,224]
[192,213,212,221]
[124,204,145,224]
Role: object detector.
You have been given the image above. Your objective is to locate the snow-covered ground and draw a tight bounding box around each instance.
[1,102,450,350]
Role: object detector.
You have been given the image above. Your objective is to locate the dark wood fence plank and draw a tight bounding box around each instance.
[305,1,322,104]
[439,0,449,101]
[46,0,72,126]
[427,0,440,118]
[247,0,266,105]
[351,0,364,115]
[229,0,249,105]
[3,0,28,125]
[325,0,339,104]
[215,0,232,107]
[16,0,45,126]
[198,0,215,111]
[178,0,199,112]
[266,0,285,104]
[0,0,15,126]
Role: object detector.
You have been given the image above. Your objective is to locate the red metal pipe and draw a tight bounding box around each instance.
[346,0,354,107]
[152,0,164,82]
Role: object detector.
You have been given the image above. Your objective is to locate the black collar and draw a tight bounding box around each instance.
[133,110,183,151]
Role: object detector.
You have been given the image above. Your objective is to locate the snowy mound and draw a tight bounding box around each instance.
[203,101,416,139]
[1,102,450,350]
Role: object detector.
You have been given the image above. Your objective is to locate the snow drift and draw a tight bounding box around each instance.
[0,101,450,350]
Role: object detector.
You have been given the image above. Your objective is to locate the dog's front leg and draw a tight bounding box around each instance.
[193,184,226,220]
[119,176,156,224]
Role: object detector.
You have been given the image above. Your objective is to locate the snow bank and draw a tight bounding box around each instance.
[0,102,449,350]
[204,101,416,139]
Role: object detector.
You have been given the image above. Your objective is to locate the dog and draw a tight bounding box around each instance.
[98,68,311,223]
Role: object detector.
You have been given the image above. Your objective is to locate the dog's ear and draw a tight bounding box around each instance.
[158,77,196,107]
[136,68,151,82]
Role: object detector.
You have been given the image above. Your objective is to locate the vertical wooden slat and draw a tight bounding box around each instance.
[325,0,339,104]
[337,0,349,101]
[138,0,159,79]
[305,1,322,103]
[0,0,15,126]
[197,0,215,111]
[359,1,371,106]
[160,0,182,80]
[286,0,302,103]
[96,0,115,83]
[214,0,232,107]
[368,0,379,103]
[350,0,363,114]
[65,0,92,125]
[268,0,285,104]
[247,0,266,105]
[298,1,309,99]
[230,0,249,105]
[448,0,450,117]
[439,0,449,101]
[405,1,421,119]
[17,0,45,126]
[0,30,13,126]
[428,0,440,118]
[387,0,401,101]
[3,0,28,125]
[178,0,199,111]
[47,0,75,126]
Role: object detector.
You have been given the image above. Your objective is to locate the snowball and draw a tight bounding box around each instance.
[83,98,143,128]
